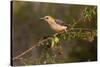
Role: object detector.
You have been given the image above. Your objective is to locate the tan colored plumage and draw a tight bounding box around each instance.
[40,16,67,33]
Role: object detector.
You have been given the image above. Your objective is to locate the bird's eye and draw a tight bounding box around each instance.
[45,17,48,19]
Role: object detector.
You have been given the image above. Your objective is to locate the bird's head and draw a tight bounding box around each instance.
[40,16,55,24]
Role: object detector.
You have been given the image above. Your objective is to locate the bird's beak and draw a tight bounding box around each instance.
[40,17,44,19]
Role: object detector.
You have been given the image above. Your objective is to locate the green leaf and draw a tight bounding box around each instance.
[54,37,59,44]
[51,38,55,47]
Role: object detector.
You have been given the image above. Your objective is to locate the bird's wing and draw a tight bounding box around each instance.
[55,19,65,26]
[55,19,71,28]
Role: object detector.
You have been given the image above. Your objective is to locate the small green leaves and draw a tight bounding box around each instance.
[83,7,96,22]
[51,36,59,47]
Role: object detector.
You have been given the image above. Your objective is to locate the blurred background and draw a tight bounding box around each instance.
[11,1,97,66]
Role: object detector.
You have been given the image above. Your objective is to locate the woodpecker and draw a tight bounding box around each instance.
[40,16,67,34]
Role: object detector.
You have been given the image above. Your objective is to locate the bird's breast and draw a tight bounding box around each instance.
[49,23,67,33]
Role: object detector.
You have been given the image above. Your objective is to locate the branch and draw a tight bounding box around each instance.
[12,35,53,61]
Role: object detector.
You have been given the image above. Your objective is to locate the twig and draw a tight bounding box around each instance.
[12,44,36,61]
[69,28,94,32]
[71,8,85,29]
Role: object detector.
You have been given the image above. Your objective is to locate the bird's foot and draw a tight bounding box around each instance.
[53,33,59,37]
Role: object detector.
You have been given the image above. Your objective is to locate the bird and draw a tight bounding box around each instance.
[40,16,68,34]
